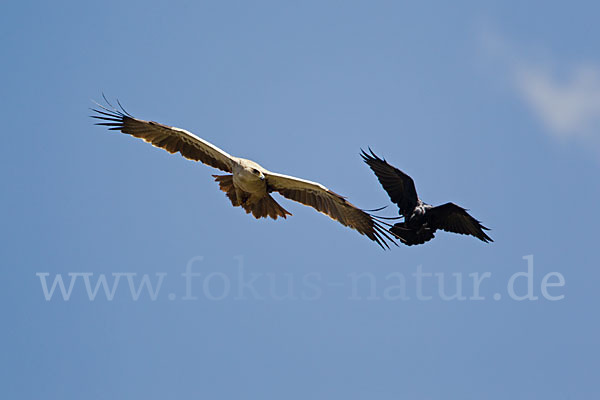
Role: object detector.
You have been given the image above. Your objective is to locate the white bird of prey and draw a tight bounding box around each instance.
[91,98,395,248]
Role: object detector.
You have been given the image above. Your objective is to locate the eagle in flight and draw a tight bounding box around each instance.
[91,98,395,248]
[362,149,492,246]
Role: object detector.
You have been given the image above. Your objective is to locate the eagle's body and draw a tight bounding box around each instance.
[232,159,267,202]
[362,150,492,246]
[91,99,394,248]
[232,159,267,194]
[214,158,291,220]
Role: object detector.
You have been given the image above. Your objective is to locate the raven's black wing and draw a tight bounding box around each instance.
[361,149,418,216]
[425,203,493,243]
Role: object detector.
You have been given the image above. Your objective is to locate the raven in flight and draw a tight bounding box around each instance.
[90,98,395,248]
[361,149,492,246]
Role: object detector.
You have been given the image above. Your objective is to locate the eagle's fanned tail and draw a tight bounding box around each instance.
[212,175,291,220]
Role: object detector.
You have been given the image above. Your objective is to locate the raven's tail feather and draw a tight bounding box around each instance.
[390,223,436,246]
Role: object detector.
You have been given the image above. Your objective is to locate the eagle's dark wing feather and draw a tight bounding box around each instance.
[91,100,234,172]
[425,203,493,243]
[266,172,397,249]
[361,149,418,216]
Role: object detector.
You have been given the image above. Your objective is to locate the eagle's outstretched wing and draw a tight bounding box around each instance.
[266,172,396,249]
[91,99,235,172]
[425,203,493,243]
[361,149,418,217]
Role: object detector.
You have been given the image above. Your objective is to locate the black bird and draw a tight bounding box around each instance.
[361,149,493,246]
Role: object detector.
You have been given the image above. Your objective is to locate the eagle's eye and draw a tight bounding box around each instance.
[252,168,259,175]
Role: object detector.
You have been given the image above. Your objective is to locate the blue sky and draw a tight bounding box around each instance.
[2,1,599,399]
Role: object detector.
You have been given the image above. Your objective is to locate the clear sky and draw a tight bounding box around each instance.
[2,1,599,399]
